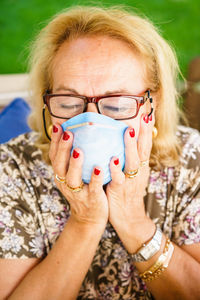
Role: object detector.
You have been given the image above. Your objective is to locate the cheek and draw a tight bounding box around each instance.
[51,117,68,127]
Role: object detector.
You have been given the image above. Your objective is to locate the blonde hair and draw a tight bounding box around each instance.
[28,5,182,168]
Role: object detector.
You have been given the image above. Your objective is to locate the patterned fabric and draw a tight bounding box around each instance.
[0,126,200,299]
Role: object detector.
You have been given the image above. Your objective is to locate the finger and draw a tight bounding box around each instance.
[49,124,63,162]
[66,148,84,188]
[137,113,154,162]
[89,166,104,193]
[109,156,125,189]
[124,127,140,173]
[53,130,73,177]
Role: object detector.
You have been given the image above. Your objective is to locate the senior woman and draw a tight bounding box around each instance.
[0,5,200,300]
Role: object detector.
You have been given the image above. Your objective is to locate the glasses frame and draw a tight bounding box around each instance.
[42,90,153,140]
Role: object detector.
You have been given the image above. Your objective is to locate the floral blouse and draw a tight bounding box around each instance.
[0,126,200,299]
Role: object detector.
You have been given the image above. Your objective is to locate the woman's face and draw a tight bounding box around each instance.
[51,36,151,137]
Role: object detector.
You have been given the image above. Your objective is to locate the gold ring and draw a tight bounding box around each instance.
[124,168,139,178]
[55,174,66,183]
[140,160,149,167]
[66,181,84,192]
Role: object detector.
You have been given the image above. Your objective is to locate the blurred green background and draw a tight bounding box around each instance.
[0,0,200,76]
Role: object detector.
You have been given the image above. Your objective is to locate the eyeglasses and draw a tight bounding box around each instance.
[43,90,153,120]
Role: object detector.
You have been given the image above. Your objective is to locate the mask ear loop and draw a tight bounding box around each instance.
[147,90,154,118]
[42,104,51,141]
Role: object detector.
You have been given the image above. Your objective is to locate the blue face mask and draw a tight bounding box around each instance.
[61,112,128,185]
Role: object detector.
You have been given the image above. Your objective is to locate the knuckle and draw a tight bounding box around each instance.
[89,177,102,192]
[114,175,124,185]
[140,149,150,159]
[88,185,96,194]
[89,177,100,187]
[51,130,61,142]
[69,156,82,170]
[89,186,102,196]
[110,168,121,181]
[125,158,140,170]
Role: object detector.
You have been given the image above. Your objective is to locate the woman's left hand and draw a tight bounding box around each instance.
[106,114,156,254]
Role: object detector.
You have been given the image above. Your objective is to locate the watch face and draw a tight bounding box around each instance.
[139,229,162,260]
[140,242,160,260]
[131,227,163,262]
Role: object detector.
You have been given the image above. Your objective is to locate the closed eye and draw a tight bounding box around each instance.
[60,104,82,109]
[103,105,126,112]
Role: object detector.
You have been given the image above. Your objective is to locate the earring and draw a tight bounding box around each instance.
[152,126,158,138]
[47,124,53,138]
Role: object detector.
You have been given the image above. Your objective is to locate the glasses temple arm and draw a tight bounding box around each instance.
[42,105,51,141]
[147,96,154,118]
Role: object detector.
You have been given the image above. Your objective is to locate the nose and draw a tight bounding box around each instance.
[86,103,99,113]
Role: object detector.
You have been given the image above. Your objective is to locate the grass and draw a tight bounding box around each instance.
[0,0,200,76]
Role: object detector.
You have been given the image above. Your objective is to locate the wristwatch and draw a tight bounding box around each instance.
[130,226,163,262]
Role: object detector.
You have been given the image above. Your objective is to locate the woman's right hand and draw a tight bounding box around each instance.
[49,124,109,227]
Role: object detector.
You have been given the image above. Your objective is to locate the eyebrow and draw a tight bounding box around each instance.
[54,85,132,96]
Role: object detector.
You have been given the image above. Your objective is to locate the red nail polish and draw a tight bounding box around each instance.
[73,149,79,159]
[63,132,70,141]
[114,158,119,165]
[53,125,58,133]
[94,168,101,175]
[149,114,152,121]
[143,115,149,123]
[129,128,135,138]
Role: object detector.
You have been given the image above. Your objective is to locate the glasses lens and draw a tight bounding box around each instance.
[99,97,138,119]
[49,96,84,118]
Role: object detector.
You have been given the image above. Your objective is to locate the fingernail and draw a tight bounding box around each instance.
[129,128,135,138]
[94,168,101,175]
[148,114,152,122]
[73,149,79,159]
[143,115,149,123]
[53,125,58,133]
[114,158,119,165]
[63,132,70,141]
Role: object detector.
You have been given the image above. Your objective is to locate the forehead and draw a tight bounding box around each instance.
[51,36,147,94]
